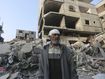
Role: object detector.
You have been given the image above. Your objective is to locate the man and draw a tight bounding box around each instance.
[39,29,78,79]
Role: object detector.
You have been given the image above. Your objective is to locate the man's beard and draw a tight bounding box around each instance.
[51,40,60,45]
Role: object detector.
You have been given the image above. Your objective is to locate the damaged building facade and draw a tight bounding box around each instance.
[38,0,103,45]
[96,0,105,31]
[38,0,105,79]
[16,29,36,41]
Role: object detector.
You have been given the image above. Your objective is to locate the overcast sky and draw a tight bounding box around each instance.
[0,0,102,41]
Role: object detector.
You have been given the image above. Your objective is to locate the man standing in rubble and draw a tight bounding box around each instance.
[39,29,78,79]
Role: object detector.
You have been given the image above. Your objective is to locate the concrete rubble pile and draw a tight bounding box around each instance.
[71,33,105,79]
[0,39,43,79]
[0,34,105,79]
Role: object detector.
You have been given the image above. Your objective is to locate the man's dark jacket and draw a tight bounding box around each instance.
[38,44,78,79]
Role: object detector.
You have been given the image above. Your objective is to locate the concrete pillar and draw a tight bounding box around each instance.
[60,16,66,28]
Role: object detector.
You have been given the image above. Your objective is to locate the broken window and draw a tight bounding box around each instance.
[69,5,75,12]
[19,30,23,33]
[45,13,63,27]
[85,20,89,25]
[93,21,95,24]
[65,16,79,29]
[31,32,34,34]
[20,37,24,40]
[25,33,29,39]
[100,17,104,19]
[104,4,105,7]
[46,39,50,43]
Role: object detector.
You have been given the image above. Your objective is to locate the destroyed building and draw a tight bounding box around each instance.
[38,0,105,79]
[0,29,42,79]
[96,0,105,31]
[95,0,105,48]
[38,0,103,45]
[1,0,105,79]
[16,29,36,41]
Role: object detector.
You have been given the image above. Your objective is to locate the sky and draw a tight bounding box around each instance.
[91,0,102,5]
[0,0,39,41]
[0,0,102,41]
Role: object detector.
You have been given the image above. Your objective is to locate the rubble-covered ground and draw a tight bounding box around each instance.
[72,38,105,79]
[0,39,43,79]
[0,37,105,79]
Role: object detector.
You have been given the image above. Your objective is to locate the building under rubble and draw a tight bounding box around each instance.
[16,29,36,41]
[38,0,103,45]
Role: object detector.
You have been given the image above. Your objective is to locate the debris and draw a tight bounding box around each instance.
[0,32,105,79]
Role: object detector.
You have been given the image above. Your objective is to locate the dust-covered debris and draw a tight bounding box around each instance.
[0,33,105,79]
[0,38,43,79]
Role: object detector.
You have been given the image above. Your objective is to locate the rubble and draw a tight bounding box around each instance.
[72,33,105,79]
[37,0,105,78]
[0,38,43,79]
[0,33,105,79]
[0,43,11,54]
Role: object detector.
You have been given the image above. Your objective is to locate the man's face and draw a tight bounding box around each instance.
[50,33,60,45]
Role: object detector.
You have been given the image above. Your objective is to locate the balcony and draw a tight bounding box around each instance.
[43,25,97,37]
[44,12,63,27]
